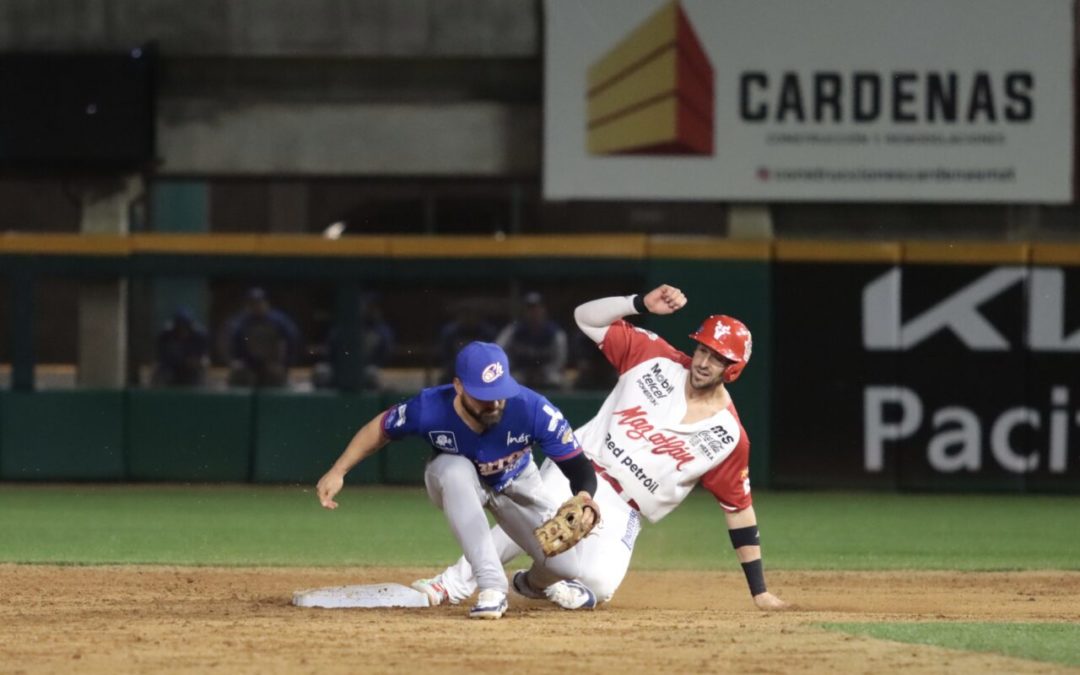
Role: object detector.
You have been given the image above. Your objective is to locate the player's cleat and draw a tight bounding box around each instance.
[411,575,451,606]
[545,579,597,610]
[469,589,508,620]
[511,570,546,600]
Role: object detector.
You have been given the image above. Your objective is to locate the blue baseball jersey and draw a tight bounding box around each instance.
[381,384,580,491]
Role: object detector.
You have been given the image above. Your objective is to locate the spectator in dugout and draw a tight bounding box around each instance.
[496,292,568,390]
[151,307,209,387]
[312,296,395,391]
[224,287,301,388]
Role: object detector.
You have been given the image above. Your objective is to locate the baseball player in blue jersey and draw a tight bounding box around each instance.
[316,341,600,619]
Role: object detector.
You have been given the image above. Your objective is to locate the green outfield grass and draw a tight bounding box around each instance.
[649,489,1080,571]
[822,622,1080,668]
[0,484,1078,569]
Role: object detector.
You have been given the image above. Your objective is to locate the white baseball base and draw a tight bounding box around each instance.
[292,583,431,608]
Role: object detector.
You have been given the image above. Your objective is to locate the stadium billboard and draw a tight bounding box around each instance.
[544,0,1075,202]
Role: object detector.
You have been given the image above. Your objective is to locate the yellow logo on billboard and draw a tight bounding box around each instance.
[586,1,714,156]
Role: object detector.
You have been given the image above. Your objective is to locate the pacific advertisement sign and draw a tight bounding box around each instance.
[771,254,1080,491]
[544,0,1075,202]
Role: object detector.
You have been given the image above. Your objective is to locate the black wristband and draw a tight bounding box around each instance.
[741,559,767,596]
[729,525,760,549]
[632,293,649,314]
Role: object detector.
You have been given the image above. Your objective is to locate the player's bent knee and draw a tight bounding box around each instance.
[424,454,480,507]
[427,453,476,486]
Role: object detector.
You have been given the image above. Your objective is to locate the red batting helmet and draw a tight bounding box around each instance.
[689,315,752,383]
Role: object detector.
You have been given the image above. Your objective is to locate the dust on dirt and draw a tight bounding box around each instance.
[2,566,1078,674]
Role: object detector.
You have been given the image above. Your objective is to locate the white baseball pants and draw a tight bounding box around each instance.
[423,453,591,594]
[435,457,640,603]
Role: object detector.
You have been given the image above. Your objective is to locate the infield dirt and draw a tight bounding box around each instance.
[2,566,1078,674]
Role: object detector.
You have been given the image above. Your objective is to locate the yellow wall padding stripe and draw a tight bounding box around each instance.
[0,233,132,255]
[2,233,647,258]
[388,235,648,258]
[1030,244,1080,265]
[255,235,391,256]
[131,234,260,255]
[648,237,771,260]
[3,234,1080,266]
[903,241,1029,264]
[774,241,902,263]
[132,234,394,256]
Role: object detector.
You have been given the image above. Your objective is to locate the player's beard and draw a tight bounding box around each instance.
[463,398,504,429]
[689,368,724,391]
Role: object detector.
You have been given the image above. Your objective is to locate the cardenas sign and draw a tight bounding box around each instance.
[544,0,1074,202]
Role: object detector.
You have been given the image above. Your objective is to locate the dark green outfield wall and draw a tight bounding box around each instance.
[0,251,774,485]
[8,239,1077,493]
[0,391,126,480]
[0,389,613,484]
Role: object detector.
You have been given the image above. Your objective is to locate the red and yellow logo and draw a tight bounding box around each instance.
[586,1,714,156]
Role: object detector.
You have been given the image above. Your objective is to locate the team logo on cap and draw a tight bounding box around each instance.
[481,362,504,383]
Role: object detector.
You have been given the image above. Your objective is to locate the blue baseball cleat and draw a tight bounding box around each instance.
[469,589,508,619]
[545,579,597,610]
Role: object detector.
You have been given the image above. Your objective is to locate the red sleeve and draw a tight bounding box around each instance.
[600,320,692,374]
[699,433,752,512]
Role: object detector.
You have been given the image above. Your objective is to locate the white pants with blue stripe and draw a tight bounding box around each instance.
[431,456,639,603]
[424,453,592,595]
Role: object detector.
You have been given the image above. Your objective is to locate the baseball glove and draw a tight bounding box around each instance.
[534,492,600,557]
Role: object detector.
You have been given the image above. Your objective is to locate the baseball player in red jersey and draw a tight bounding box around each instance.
[412,285,789,611]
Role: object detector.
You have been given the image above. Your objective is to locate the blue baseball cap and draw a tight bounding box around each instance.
[455,341,520,401]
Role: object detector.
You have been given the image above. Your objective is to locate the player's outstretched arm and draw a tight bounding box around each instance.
[316,413,391,510]
[573,284,686,343]
[724,505,791,611]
